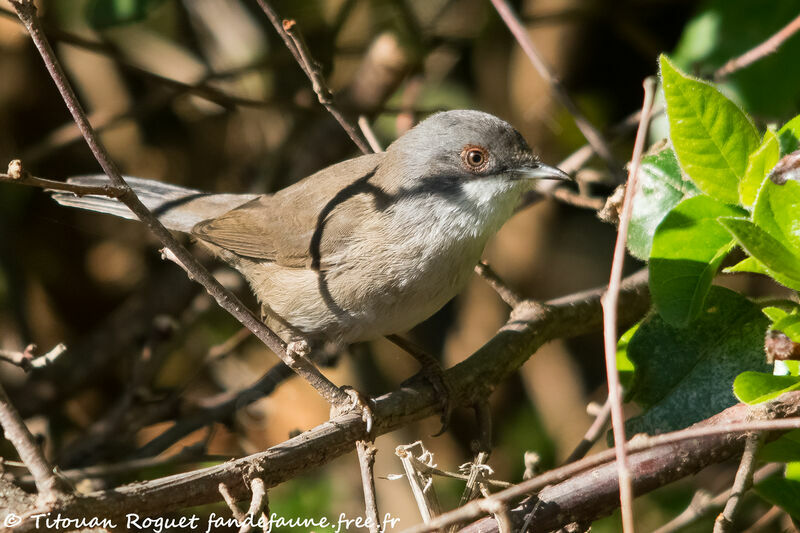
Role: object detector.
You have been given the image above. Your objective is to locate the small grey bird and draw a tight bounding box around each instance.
[53,110,568,353]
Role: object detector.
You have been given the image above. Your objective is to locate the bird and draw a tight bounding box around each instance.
[52,109,569,394]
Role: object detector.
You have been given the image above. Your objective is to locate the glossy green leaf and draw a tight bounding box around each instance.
[774,313,800,343]
[779,114,800,154]
[659,55,759,204]
[625,287,770,436]
[628,147,699,260]
[753,179,800,253]
[719,217,800,290]
[740,130,779,208]
[733,371,800,404]
[649,195,746,326]
[724,256,800,292]
[755,463,800,521]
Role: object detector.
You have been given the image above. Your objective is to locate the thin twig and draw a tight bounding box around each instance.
[253,0,371,154]
[653,464,782,533]
[713,432,765,532]
[220,483,246,523]
[741,505,785,533]
[359,115,384,152]
[396,442,442,523]
[403,456,512,489]
[239,478,268,533]
[490,0,623,181]
[474,261,523,307]
[0,382,66,504]
[599,76,657,533]
[714,13,800,80]
[356,441,380,533]
[10,0,349,409]
[564,397,612,464]
[0,343,66,372]
[1,163,125,198]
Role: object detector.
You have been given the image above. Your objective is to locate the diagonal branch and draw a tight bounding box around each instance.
[9,0,349,408]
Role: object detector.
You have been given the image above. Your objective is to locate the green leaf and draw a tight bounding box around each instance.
[733,372,800,404]
[755,463,800,521]
[760,431,800,463]
[649,195,746,326]
[779,114,800,155]
[719,217,800,290]
[753,179,800,253]
[763,306,790,323]
[617,323,640,391]
[659,55,760,204]
[628,147,700,260]
[625,287,770,436]
[740,130,780,208]
[671,0,800,121]
[724,256,800,292]
[774,313,800,343]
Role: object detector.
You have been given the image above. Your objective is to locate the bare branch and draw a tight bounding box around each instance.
[0,382,66,504]
[2,161,124,198]
[714,432,765,532]
[563,398,612,464]
[474,261,523,308]
[715,13,800,80]
[0,343,66,372]
[253,1,372,154]
[356,441,380,533]
[489,0,623,181]
[9,0,349,408]
[397,442,442,523]
[240,478,268,533]
[600,76,657,533]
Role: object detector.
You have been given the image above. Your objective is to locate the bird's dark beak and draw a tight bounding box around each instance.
[512,163,572,181]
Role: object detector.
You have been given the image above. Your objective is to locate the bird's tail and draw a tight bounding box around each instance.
[51,175,258,233]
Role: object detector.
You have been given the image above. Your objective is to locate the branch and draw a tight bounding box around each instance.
[253,0,372,154]
[356,441,380,533]
[0,342,66,372]
[9,0,349,409]
[0,382,67,504]
[11,271,649,527]
[599,76,657,533]
[413,392,800,533]
[489,0,623,181]
[1,161,124,198]
[713,432,764,532]
[563,398,611,464]
[714,13,800,80]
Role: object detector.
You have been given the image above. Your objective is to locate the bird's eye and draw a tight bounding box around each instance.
[461,145,488,171]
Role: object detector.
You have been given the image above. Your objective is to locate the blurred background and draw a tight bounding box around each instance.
[1,0,799,530]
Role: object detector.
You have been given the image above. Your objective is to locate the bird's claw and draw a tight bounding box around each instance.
[332,386,375,438]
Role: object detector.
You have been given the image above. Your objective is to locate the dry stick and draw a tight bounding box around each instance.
[713,432,765,533]
[9,0,349,409]
[563,397,612,464]
[239,478,267,533]
[474,261,523,307]
[0,342,67,372]
[358,115,384,153]
[599,76,657,533]
[397,442,442,523]
[356,441,380,533]
[220,483,247,523]
[652,464,782,533]
[406,456,512,489]
[0,383,66,504]
[714,13,800,80]
[489,0,623,181]
[400,413,800,533]
[253,0,371,154]
[0,168,125,198]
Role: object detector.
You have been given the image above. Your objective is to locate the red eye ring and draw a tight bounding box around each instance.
[461,145,488,171]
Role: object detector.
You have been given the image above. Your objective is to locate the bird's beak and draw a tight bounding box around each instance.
[512,163,573,181]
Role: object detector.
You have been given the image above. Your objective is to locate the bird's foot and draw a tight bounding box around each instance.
[331,386,375,438]
[402,364,453,436]
[286,339,312,360]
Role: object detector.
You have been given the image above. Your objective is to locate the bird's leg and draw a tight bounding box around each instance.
[387,334,453,435]
[261,304,375,435]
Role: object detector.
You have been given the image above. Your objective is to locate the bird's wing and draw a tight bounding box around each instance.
[192,153,385,269]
